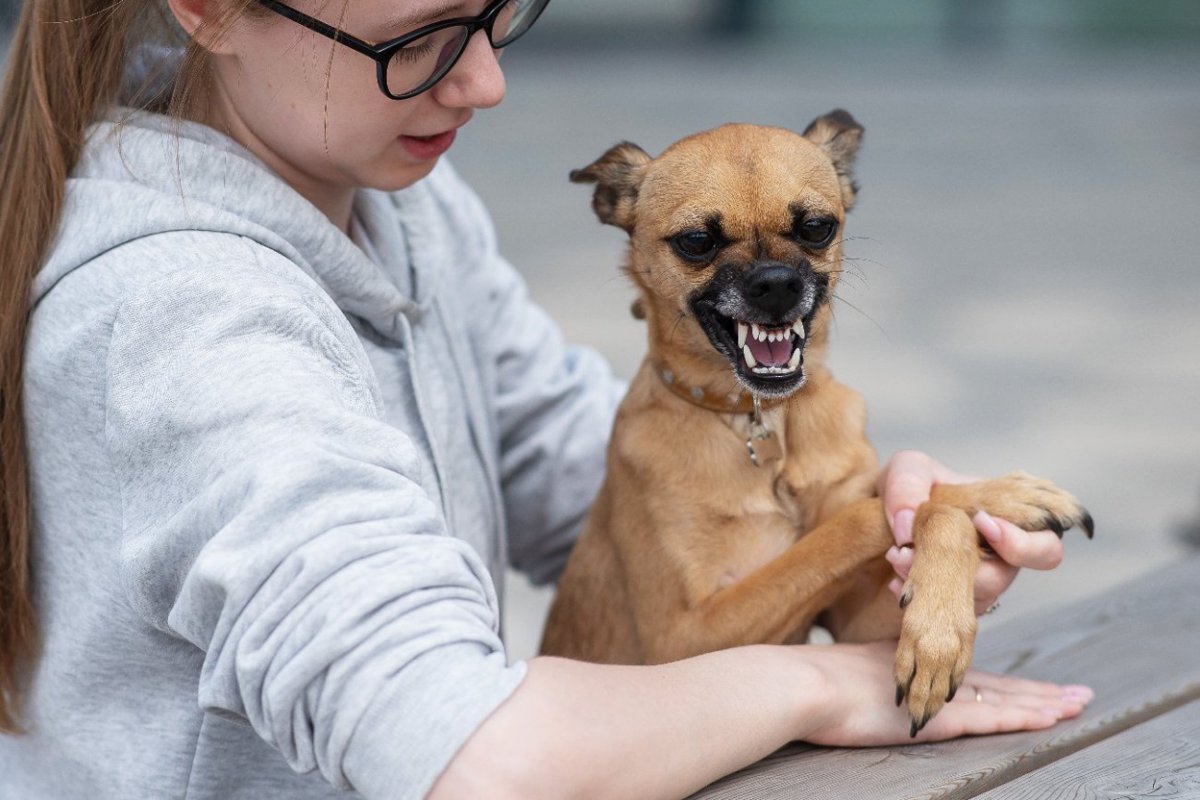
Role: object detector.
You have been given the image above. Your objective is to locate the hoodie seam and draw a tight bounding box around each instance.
[99,284,206,800]
[242,239,383,417]
[32,229,217,315]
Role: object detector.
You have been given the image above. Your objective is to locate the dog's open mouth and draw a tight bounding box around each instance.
[735,319,805,375]
[694,306,813,397]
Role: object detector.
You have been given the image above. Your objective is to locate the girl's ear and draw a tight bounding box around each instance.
[165,0,239,54]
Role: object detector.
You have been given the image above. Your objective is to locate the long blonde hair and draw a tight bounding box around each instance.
[0,0,261,734]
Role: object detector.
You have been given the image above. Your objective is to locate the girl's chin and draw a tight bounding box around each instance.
[354,156,441,193]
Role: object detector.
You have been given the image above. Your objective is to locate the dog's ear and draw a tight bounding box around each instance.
[802,109,864,211]
[569,142,652,233]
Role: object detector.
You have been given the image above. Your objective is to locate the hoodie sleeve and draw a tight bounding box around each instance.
[487,253,626,585]
[426,164,626,586]
[103,240,524,800]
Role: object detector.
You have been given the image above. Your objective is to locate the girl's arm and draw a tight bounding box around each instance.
[430,642,1090,800]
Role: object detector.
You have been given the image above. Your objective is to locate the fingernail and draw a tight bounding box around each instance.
[974,510,1003,543]
[1062,685,1094,703]
[888,577,903,598]
[894,508,915,546]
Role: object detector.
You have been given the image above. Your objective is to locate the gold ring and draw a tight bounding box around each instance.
[974,687,984,703]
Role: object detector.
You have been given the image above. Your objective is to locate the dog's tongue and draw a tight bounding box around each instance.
[748,336,793,367]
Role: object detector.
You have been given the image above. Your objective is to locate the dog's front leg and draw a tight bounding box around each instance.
[892,503,980,735]
[637,497,895,663]
[892,470,1095,734]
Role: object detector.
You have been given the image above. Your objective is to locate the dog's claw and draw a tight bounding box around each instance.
[900,667,916,704]
[910,719,920,738]
[1044,517,1066,538]
[946,682,959,703]
[895,684,904,707]
[899,586,913,609]
[1081,509,1095,539]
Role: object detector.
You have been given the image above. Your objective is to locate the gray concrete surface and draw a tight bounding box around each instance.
[447,37,1200,660]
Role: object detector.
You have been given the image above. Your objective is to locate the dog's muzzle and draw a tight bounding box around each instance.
[690,260,828,397]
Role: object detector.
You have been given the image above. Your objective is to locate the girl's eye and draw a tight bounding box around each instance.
[393,38,437,65]
[796,217,837,248]
[670,231,719,262]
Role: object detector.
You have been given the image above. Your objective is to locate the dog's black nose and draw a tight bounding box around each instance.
[745,264,803,318]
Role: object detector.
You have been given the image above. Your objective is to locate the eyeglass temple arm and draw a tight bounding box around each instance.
[255,0,388,59]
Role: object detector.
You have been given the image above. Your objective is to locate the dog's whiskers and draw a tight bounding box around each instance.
[831,295,886,335]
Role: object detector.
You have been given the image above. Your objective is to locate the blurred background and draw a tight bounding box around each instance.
[2,2,1198,661]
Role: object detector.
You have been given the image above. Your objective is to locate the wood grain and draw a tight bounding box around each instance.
[689,554,1200,799]
[971,699,1200,799]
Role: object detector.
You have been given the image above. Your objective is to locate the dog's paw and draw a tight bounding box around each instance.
[933,471,1094,540]
[894,503,979,734]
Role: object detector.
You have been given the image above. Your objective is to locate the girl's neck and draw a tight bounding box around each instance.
[199,93,356,235]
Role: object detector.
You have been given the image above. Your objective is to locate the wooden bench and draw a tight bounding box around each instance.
[690,554,1200,798]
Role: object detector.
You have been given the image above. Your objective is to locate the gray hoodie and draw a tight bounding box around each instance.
[0,109,620,799]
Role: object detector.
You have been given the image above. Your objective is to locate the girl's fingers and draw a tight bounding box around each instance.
[879,450,984,547]
[972,555,1017,615]
[951,683,1086,717]
[885,546,913,580]
[919,703,1061,741]
[965,669,1094,703]
[979,513,1065,571]
[918,671,1093,741]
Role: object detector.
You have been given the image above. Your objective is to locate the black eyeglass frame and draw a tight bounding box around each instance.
[255,0,551,100]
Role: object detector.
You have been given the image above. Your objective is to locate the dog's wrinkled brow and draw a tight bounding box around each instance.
[788,200,835,223]
[674,211,726,237]
[703,213,726,238]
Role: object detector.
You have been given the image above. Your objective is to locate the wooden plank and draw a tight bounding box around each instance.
[689,554,1200,800]
[972,699,1200,799]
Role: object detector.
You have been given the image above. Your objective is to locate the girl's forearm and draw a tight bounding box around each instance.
[428,646,824,800]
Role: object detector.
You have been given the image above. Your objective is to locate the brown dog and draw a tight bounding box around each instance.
[539,111,1092,734]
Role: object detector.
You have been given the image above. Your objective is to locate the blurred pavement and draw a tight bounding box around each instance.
[448,35,1200,660]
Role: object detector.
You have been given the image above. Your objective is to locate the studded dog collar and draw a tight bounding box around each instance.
[653,360,785,467]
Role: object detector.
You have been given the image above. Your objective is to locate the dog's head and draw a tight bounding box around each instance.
[572,111,863,398]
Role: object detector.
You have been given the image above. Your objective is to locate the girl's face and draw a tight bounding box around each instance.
[206,0,507,225]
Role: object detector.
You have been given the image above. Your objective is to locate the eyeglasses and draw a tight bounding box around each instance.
[256,0,552,100]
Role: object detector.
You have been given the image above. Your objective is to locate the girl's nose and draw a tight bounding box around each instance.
[432,29,506,109]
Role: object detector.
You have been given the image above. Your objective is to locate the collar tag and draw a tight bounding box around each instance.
[747,396,783,467]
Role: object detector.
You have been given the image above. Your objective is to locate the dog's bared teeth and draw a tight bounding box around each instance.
[743,344,758,369]
[792,319,806,340]
[737,322,748,348]
[787,347,801,371]
[751,323,763,342]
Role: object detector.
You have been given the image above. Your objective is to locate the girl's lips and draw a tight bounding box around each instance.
[399,129,457,160]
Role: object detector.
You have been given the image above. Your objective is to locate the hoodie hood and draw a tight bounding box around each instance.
[35,108,443,342]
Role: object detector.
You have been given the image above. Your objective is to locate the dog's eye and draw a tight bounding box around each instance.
[670,231,720,262]
[796,217,838,248]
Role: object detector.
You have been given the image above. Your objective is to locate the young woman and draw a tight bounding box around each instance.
[0,1,1090,798]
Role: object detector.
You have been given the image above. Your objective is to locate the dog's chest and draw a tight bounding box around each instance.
[725,409,810,513]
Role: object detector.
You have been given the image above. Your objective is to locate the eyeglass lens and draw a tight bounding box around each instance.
[387,0,539,96]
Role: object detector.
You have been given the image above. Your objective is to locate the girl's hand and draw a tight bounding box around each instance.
[801,641,1092,747]
[877,450,1066,616]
